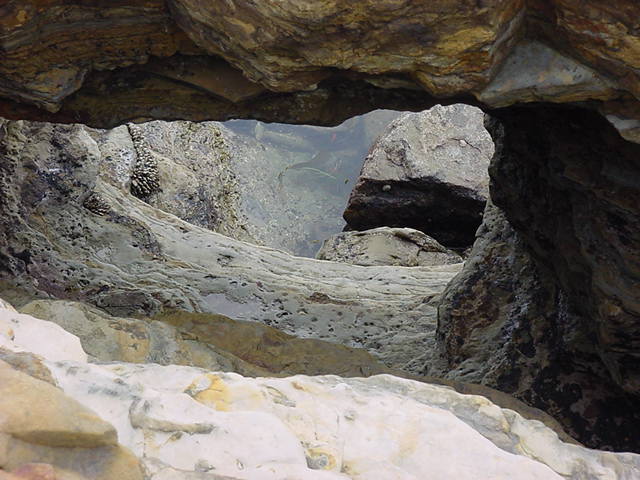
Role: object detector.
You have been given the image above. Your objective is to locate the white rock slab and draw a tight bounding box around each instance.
[44,361,640,480]
[0,298,87,363]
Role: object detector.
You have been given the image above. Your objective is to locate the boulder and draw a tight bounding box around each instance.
[435,200,640,452]
[316,227,463,267]
[485,105,640,401]
[343,104,493,247]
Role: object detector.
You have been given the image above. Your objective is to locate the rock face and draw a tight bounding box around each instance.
[0,117,460,374]
[2,1,639,135]
[344,104,493,247]
[18,299,398,379]
[488,105,640,396]
[435,201,640,452]
[27,111,396,258]
[6,300,638,480]
[316,227,462,267]
[436,104,640,452]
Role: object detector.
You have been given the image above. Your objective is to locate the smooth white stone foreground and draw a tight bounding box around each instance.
[2,299,639,480]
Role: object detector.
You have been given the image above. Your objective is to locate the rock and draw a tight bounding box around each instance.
[435,200,640,452]
[0,349,57,387]
[0,361,144,480]
[0,300,87,364]
[44,360,640,480]
[343,104,493,247]
[17,299,246,374]
[168,0,523,95]
[316,227,463,267]
[2,1,639,134]
[485,104,640,415]
[4,297,577,445]
[18,298,396,378]
[0,117,460,374]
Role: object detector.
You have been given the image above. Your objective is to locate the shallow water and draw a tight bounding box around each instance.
[224,110,401,257]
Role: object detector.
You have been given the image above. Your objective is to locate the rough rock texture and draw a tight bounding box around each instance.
[168,0,523,95]
[45,361,640,480]
[316,227,462,267]
[0,361,144,480]
[436,201,640,452]
[2,1,639,134]
[18,299,400,379]
[0,295,579,445]
[0,117,460,374]
[11,305,629,480]
[17,111,396,258]
[344,104,493,247]
[488,105,640,394]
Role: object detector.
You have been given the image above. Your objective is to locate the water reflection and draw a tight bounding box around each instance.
[224,110,400,257]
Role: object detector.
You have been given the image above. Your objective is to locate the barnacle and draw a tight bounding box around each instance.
[128,123,160,198]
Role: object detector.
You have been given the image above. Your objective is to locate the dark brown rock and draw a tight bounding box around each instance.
[436,200,640,452]
[0,1,639,131]
[487,104,640,398]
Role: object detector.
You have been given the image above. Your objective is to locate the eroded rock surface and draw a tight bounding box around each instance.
[344,104,493,247]
[0,117,460,373]
[435,201,640,452]
[1,1,639,135]
[316,227,462,267]
[487,105,640,398]
[4,289,638,480]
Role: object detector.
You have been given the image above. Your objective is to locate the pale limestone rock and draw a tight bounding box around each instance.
[0,301,86,363]
[316,227,463,267]
[0,361,144,480]
[44,361,640,480]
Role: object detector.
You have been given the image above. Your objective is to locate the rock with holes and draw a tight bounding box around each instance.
[343,104,493,248]
[316,227,462,267]
[0,117,460,375]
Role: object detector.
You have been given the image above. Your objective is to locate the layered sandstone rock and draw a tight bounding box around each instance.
[0,1,639,133]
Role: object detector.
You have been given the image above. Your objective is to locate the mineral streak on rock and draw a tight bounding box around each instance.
[0,1,639,133]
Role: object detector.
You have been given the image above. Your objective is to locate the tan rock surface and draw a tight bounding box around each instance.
[0,1,639,132]
[0,361,144,480]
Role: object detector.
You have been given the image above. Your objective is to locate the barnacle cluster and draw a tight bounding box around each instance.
[128,123,160,198]
[83,191,110,216]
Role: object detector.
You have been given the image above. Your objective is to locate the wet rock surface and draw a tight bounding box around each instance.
[344,104,493,247]
[487,105,640,398]
[316,227,462,267]
[436,201,640,452]
[0,117,460,374]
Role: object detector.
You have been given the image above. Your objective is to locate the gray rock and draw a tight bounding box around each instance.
[316,227,463,267]
[0,118,460,374]
[343,104,493,247]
